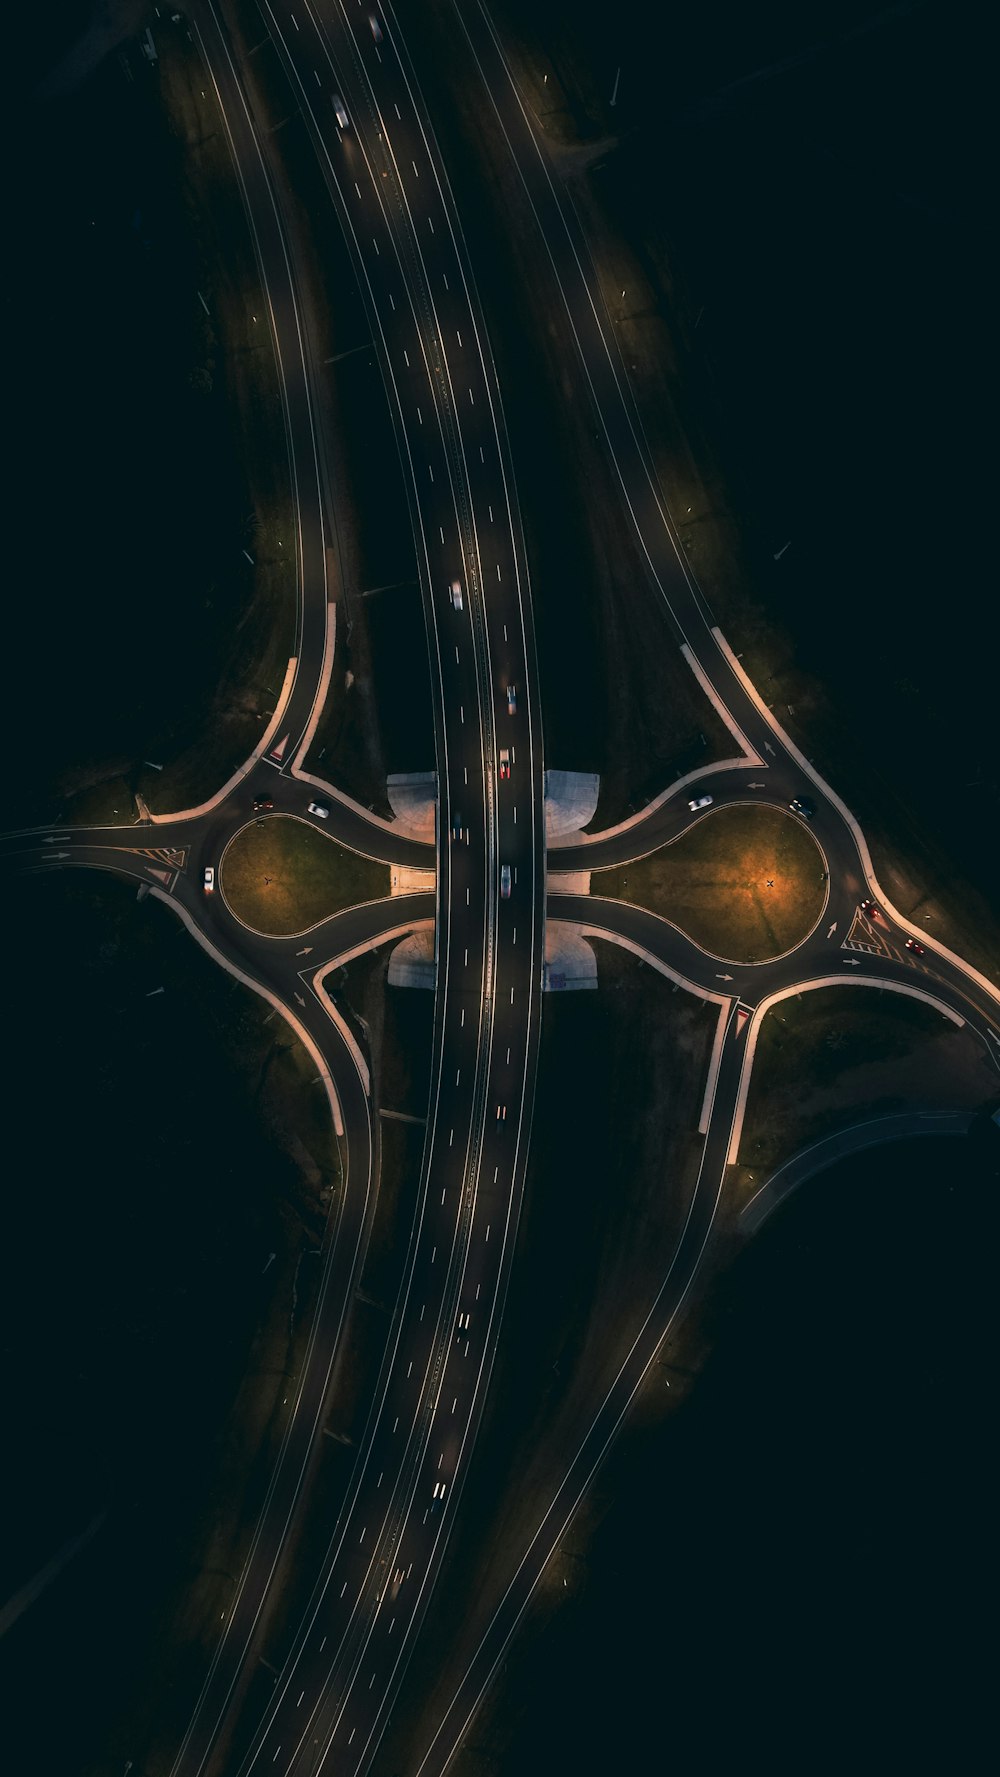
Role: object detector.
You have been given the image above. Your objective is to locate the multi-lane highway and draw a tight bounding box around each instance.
[6,2,999,1775]
[167,1,546,1771]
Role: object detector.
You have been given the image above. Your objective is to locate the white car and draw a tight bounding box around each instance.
[307,801,330,819]
[449,578,463,610]
[687,794,714,812]
[203,866,215,893]
[332,95,349,129]
[432,1480,447,1505]
[368,13,383,42]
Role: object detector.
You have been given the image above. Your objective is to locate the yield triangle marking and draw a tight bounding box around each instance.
[735,1006,750,1036]
[269,734,289,762]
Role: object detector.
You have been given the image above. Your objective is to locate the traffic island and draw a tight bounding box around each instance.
[592,804,826,962]
[221,816,389,935]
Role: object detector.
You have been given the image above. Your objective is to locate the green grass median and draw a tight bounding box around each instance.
[222,816,389,935]
[592,804,825,962]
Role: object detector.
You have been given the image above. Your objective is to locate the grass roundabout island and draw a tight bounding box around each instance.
[221,816,390,935]
[592,803,826,962]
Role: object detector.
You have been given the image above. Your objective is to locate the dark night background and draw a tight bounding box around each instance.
[1,3,996,1773]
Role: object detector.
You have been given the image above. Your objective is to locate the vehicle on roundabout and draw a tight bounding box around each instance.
[688,793,714,812]
[203,866,215,893]
[307,801,330,819]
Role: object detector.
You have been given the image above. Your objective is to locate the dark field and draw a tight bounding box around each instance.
[469,1127,999,1776]
[0,872,337,1774]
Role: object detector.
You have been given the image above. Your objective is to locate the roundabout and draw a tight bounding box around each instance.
[221,815,390,936]
[591,803,827,963]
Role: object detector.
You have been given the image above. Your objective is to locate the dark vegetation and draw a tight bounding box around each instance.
[0,872,336,1775]
[471,1128,999,1776]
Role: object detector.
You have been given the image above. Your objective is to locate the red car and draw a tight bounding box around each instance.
[499,748,511,780]
[859,898,881,922]
[904,936,926,956]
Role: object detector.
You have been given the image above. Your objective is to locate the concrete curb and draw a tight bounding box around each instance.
[292,599,337,777]
[682,640,763,764]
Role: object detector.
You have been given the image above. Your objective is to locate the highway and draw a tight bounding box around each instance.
[4,1,999,1774]
[169,1,545,1770]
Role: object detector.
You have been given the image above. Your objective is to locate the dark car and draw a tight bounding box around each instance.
[904,936,926,956]
[252,795,274,812]
[859,898,881,921]
[789,796,816,819]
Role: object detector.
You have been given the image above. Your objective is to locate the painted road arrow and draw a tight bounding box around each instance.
[747,781,766,788]
[294,992,306,1006]
[842,958,861,966]
[296,947,314,956]
[827,921,838,938]
[716,973,734,981]
[763,741,776,756]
